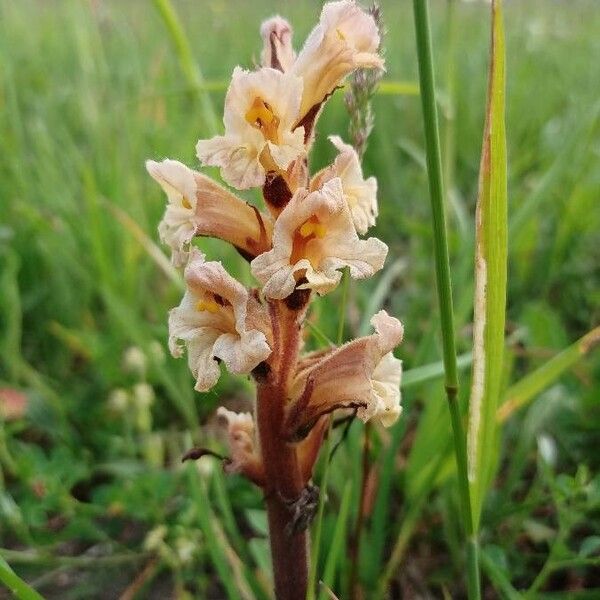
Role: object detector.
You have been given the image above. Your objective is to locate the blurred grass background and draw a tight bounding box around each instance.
[1,0,599,598]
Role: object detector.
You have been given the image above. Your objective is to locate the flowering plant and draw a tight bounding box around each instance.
[147,2,403,598]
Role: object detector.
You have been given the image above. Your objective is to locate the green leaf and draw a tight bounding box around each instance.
[0,554,45,600]
[497,326,600,423]
[467,0,508,530]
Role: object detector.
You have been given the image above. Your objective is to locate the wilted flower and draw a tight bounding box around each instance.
[251,177,387,298]
[291,0,384,135]
[311,135,378,234]
[147,159,272,266]
[285,310,403,439]
[168,251,272,391]
[217,407,264,485]
[260,16,295,72]
[196,67,305,190]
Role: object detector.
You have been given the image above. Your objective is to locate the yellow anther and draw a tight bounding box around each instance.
[299,220,326,239]
[245,97,280,143]
[196,299,220,314]
[336,28,346,41]
[181,196,192,209]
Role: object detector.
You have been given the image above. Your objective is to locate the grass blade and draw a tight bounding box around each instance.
[152,0,219,136]
[467,0,507,529]
[497,326,600,423]
[0,555,45,600]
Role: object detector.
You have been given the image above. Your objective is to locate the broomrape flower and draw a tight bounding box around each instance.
[217,407,265,485]
[285,310,403,439]
[146,159,272,265]
[196,67,305,190]
[251,177,387,299]
[168,251,272,392]
[260,16,296,72]
[292,0,384,134]
[311,135,378,234]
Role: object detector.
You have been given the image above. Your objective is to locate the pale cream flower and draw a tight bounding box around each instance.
[292,0,384,126]
[168,251,272,392]
[196,67,305,190]
[285,310,403,438]
[260,16,295,72]
[146,159,272,266]
[251,177,387,299]
[311,135,378,234]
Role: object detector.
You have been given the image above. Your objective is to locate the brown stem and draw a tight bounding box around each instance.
[256,299,309,600]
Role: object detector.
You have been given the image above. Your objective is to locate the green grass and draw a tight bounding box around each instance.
[1,0,599,598]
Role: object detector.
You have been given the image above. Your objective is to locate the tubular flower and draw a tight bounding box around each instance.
[196,66,305,190]
[251,177,387,299]
[260,16,295,72]
[147,159,272,266]
[311,135,378,234]
[168,251,272,392]
[291,0,384,132]
[217,407,265,485]
[285,310,403,439]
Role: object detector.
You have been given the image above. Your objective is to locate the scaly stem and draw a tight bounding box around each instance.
[412,1,480,598]
[349,422,370,600]
[307,269,350,600]
[256,300,308,600]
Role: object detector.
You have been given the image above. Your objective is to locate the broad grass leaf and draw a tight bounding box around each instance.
[467,0,508,529]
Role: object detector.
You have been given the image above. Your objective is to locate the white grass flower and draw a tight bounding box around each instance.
[168,251,272,391]
[251,177,387,299]
[196,67,305,190]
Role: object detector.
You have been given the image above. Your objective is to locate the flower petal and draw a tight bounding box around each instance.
[322,135,378,234]
[217,407,264,484]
